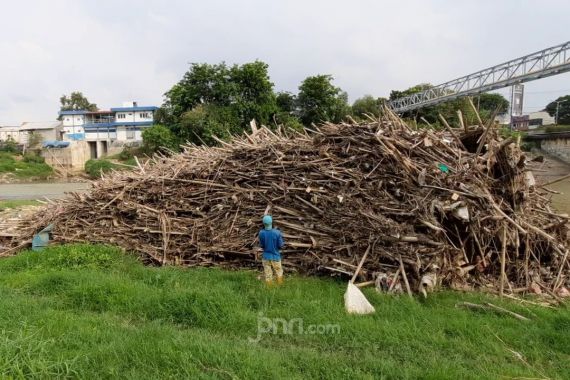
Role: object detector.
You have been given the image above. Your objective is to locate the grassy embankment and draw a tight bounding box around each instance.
[0,199,41,211]
[544,125,570,133]
[0,152,53,180]
[0,244,567,379]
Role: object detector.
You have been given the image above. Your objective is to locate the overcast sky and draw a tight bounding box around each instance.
[1,0,569,124]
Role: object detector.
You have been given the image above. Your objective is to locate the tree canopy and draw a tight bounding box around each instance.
[297,75,349,125]
[159,61,279,145]
[60,92,98,112]
[352,95,385,118]
[545,95,570,125]
[389,84,509,126]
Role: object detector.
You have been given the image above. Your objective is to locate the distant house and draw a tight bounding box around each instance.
[0,126,22,143]
[496,110,556,130]
[528,111,555,127]
[19,121,63,145]
[59,101,158,159]
[512,115,530,131]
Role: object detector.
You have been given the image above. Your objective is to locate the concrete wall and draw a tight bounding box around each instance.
[85,131,117,141]
[42,141,91,172]
[540,138,570,162]
[62,115,85,128]
[116,126,143,142]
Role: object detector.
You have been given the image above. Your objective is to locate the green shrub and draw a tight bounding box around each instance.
[85,159,119,178]
[142,124,178,154]
[22,152,45,164]
[0,153,16,173]
[544,125,570,133]
[118,148,134,161]
[0,138,19,153]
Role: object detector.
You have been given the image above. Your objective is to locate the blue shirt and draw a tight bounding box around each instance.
[259,228,284,261]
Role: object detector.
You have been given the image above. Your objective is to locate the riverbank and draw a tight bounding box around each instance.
[0,244,567,379]
[532,152,570,213]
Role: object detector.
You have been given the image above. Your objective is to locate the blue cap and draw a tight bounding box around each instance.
[262,215,273,226]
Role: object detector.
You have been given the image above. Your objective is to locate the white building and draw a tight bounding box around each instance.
[0,126,22,143]
[20,121,63,145]
[496,110,556,130]
[1,122,62,146]
[59,101,158,159]
[528,111,555,127]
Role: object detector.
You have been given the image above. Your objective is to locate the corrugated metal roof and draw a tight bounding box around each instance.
[20,121,62,131]
[59,110,87,116]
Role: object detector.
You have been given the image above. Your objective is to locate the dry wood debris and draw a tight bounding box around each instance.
[1,107,569,296]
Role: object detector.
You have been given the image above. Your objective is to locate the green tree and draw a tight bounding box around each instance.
[297,75,349,125]
[273,92,303,131]
[159,61,279,145]
[0,136,19,153]
[545,95,570,125]
[27,132,43,149]
[389,84,508,126]
[352,95,385,118]
[276,92,297,114]
[476,93,509,113]
[141,124,178,153]
[60,92,98,112]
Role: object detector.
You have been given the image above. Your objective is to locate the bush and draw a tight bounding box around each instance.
[0,138,19,153]
[275,112,304,132]
[142,124,179,154]
[27,132,43,149]
[544,125,570,133]
[118,148,134,161]
[0,153,16,173]
[22,152,45,164]
[85,159,119,178]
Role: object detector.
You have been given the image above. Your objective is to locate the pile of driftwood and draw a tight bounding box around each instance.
[1,107,569,296]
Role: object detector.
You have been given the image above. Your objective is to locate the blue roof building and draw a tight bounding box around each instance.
[59,101,158,159]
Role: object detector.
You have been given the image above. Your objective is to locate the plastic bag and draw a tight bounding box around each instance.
[344,282,375,314]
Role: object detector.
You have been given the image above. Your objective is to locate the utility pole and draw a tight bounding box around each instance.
[555,100,567,125]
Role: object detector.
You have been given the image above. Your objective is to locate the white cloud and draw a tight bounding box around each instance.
[1,0,569,124]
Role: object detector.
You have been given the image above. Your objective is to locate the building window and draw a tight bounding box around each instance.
[117,114,126,119]
[126,128,135,139]
[139,112,150,119]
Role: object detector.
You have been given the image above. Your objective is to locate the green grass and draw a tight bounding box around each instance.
[0,199,41,211]
[0,244,568,379]
[84,159,123,178]
[0,152,53,179]
[544,125,570,133]
[85,158,137,178]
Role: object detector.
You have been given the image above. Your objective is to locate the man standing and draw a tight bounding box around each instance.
[258,215,285,286]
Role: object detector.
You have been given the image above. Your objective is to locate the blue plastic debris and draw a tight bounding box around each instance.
[42,140,70,148]
[438,163,450,173]
[32,224,54,251]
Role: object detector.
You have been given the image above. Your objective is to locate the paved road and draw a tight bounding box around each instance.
[0,182,91,200]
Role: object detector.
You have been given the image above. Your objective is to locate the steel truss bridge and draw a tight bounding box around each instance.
[389,41,570,113]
